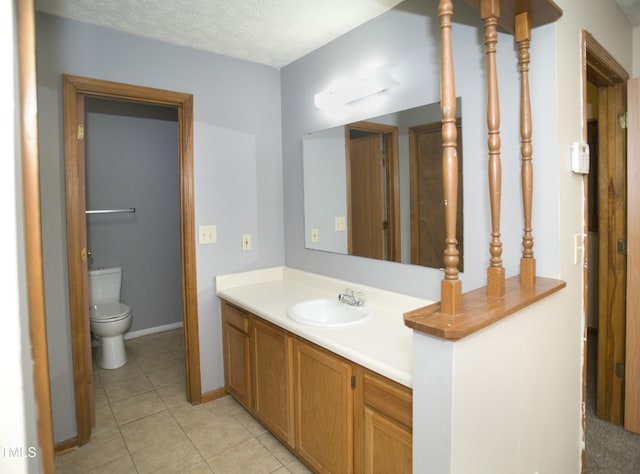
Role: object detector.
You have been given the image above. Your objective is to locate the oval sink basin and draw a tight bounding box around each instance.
[287,298,373,327]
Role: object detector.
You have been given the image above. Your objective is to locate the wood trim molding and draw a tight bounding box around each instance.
[201,387,228,404]
[18,0,55,471]
[583,31,629,87]
[62,74,201,445]
[54,437,78,456]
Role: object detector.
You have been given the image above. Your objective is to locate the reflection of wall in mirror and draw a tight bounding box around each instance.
[303,126,348,253]
[302,99,461,269]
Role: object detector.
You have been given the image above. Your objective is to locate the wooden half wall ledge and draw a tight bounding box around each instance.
[463,0,562,34]
[404,276,566,341]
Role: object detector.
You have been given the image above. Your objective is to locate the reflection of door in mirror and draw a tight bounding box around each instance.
[346,122,400,262]
[409,119,463,271]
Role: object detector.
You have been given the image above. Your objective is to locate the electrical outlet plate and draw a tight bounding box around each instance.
[311,228,319,242]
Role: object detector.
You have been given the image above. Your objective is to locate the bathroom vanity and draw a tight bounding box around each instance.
[216,267,430,473]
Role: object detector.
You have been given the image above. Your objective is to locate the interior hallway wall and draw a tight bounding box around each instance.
[85,98,182,333]
[36,12,284,443]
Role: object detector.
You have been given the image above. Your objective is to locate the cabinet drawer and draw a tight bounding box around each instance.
[222,301,249,333]
[363,369,412,429]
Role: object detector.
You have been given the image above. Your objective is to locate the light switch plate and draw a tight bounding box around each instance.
[335,216,346,231]
[242,234,251,251]
[199,225,217,245]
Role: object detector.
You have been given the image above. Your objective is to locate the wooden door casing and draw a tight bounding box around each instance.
[625,76,640,434]
[63,75,199,446]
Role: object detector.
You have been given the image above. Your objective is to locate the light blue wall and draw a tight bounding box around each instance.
[36,12,284,442]
[281,0,559,300]
[85,98,183,333]
[36,0,561,444]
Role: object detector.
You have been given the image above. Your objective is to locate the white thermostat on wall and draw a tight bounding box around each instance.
[571,142,590,174]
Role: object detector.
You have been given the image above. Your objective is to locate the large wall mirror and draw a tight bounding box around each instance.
[303,99,463,270]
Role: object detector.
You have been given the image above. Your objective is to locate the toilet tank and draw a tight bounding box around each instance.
[88,266,122,306]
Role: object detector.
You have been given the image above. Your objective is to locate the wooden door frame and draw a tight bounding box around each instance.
[581,29,629,458]
[62,74,201,445]
[18,0,55,470]
[624,77,640,434]
[345,121,400,262]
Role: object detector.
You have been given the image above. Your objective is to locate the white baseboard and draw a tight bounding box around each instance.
[125,321,184,340]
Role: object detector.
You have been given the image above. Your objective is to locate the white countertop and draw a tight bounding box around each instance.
[215,266,432,388]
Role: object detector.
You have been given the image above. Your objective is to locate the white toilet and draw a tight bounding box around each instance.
[89,266,133,369]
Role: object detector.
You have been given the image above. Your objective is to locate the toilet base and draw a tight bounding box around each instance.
[96,334,127,369]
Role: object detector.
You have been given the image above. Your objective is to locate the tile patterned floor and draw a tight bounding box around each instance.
[55,329,312,474]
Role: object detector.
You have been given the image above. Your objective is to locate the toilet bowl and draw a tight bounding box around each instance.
[90,303,132,369]
[89,267,133,369]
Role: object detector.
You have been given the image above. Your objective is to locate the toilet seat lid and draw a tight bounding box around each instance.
[90,302,131,321]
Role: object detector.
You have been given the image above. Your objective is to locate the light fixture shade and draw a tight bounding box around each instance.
[314,65,399,110]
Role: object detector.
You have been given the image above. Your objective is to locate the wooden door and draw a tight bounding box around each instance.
[625,77,640,433]
[63,81,95,443]
[346,122,400,262]
[409,120,463,270]
[251,317,294,446]
[77,95,95,429]
[348,133,386,260]
[221,302,252,409]
[63,75,199,446]
[293,338,354,473]
[596,81,627,425]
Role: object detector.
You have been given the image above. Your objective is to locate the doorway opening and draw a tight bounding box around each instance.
[582,32,628,426]
[62,75,200,446]
[345,121,400,262]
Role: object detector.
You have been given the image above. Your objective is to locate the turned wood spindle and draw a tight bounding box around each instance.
[438,0,462,315]
[482,0,505,298]
[516,12,536,287]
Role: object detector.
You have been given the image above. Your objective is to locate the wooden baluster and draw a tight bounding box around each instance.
[439,0,462,315]
[482,0,505,298]
[516,12,536,288]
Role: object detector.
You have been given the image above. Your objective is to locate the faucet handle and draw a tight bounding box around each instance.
[354,291,366,306]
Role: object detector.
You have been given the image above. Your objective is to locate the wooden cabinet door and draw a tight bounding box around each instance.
[221,301,251,409]
[293,338,355,473]
[362,369,412,473]
[363,407,412,473]
[251,317,294,446]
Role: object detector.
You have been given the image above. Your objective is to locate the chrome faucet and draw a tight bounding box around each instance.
[338,288,365,307]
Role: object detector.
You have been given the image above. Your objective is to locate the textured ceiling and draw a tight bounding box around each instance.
[35,0,406,68]
[615,0,640,26]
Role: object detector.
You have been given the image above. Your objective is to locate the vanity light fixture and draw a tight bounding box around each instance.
[314,65,399,110]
